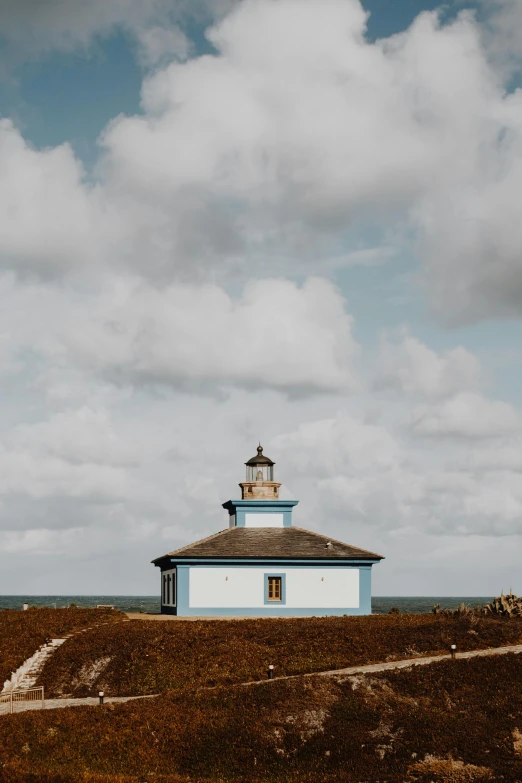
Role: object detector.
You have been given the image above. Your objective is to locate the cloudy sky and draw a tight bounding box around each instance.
[0,0,522,597]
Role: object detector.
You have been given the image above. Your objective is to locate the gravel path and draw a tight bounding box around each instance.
[10,694,157,714]
[7,642,522,714]
[240,642,522,686]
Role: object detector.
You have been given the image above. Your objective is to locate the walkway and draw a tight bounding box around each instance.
[8,642,522,714]
[11,694,156,715]
[239,642,522,686]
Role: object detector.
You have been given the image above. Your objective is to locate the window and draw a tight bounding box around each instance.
[264,573,286,605]
[267,576,282,601]
[162,569,176,607]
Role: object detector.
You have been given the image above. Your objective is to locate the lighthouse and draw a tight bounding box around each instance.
[153,446,383,616]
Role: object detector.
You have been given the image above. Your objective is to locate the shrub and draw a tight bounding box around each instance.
[1,653,522,782]
[37,613,522,698]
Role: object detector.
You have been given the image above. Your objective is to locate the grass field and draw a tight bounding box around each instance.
[36,612,522,698]
[2,652,522,782]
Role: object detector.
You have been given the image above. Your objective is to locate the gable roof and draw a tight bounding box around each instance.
[152,526,383,564]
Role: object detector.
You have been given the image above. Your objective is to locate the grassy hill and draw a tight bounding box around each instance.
[37,612,522,698]
[3,609,522,781]
[0,607,125,686]
[2,653,522,782]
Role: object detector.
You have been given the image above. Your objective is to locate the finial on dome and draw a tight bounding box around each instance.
[257,443,263,455]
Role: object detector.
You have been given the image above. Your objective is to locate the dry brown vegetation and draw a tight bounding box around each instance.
[434,592,522,618]
[0,608,125,686]
[37,612,522,698]
[2,653,522,782]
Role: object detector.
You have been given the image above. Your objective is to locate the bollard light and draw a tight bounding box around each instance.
[99,691,104,705]
[450,644,456,659]
[268,664,274,680]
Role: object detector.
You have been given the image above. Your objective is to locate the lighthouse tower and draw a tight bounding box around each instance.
[223,445,298,528]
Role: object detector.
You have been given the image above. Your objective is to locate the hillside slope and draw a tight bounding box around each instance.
[37,613,522,697]
[0,608,125,686]
[2,653,522,782]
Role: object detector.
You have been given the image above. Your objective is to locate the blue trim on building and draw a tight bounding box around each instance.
[163,562,374,617]
[223,500,300,510]
[264,573,286,605]
[175,606,367,617]
[222,499,298,527]
[166,558,380,566]
[359,565,372,615]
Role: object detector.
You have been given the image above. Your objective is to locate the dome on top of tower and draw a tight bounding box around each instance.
[245,444,275,467]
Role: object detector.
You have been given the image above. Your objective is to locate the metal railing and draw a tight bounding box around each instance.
[0,687,44,715]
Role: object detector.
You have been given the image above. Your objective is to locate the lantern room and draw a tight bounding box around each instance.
[245,445,275,482]
[240,445,281,501]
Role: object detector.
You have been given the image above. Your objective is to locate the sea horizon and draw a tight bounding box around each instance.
[0,595,495,614]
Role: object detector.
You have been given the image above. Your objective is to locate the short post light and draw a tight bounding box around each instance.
[268,664,274,680]
[450,644,457,660]
[99,691,104,705]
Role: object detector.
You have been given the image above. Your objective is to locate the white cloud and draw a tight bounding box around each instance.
[375,333,483,397]
[464,444,522,472]
[94,2,497,280]
[410,392,521,439]
[92,0,522,319]
[9,407,138,467]
[478,0,522,76]
[62,276,360,395]
[0,451,129,502]
[0,0,522,594]
[136,25,191,68]
[273,415,401,477]
[0,0,234,72]
[1,0,522,317]
[273,411,522,539]
[0,121,108,278]
[0,270,361,397]
[417,124,522,323]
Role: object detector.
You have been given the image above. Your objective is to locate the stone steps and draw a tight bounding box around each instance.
[1,620,122,694]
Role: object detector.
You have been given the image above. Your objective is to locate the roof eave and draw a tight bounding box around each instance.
[161,555,383,563]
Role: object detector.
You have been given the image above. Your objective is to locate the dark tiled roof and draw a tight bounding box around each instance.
[153,526,383,563]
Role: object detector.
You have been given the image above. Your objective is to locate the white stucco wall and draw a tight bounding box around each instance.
[188,567,359,609]
[244,513,284,527]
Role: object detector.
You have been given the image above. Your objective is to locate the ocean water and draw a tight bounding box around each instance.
[0,595,493,614]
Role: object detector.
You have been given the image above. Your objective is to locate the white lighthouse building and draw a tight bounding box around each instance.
[153,446,383,616]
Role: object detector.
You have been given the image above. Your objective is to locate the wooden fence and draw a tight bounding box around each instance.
[0,686,45,715]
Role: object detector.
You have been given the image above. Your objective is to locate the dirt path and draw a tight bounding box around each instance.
[11,694,157,715]
[8,642,522,714]
[239,642,522,686]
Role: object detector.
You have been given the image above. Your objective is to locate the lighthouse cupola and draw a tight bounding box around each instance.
[240,444,281,500]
